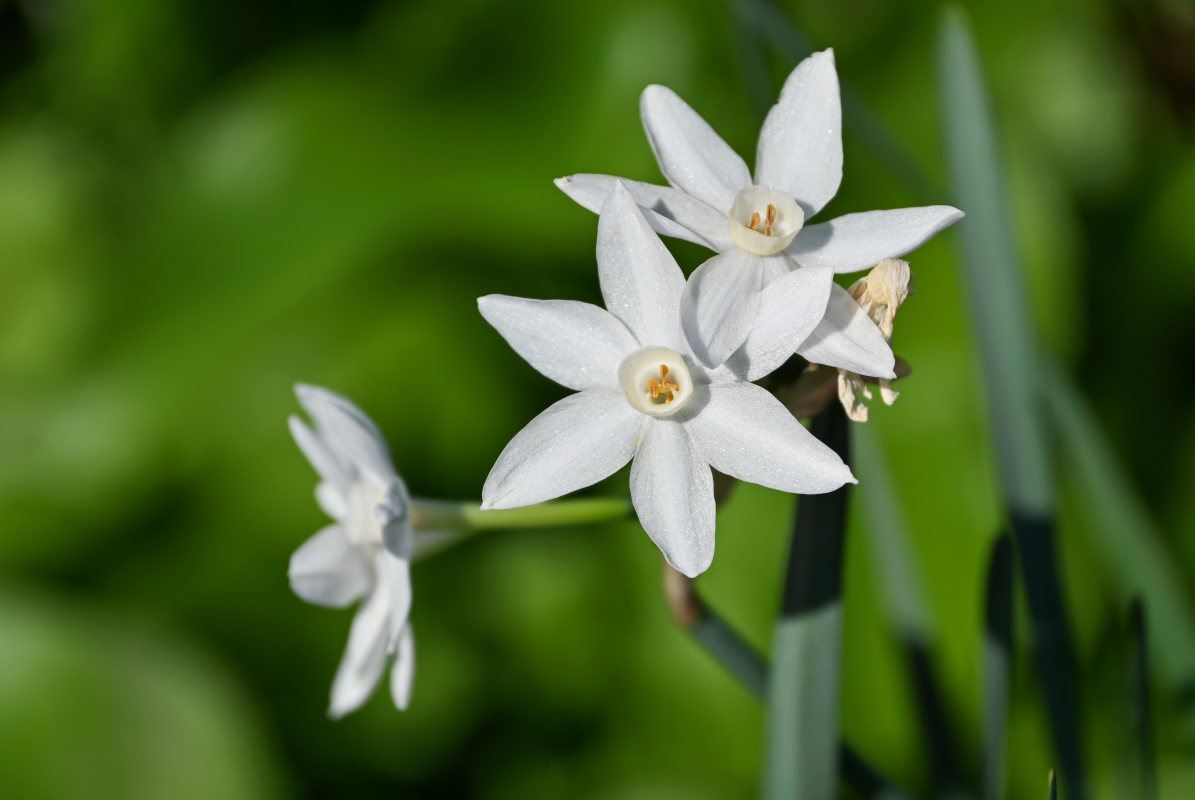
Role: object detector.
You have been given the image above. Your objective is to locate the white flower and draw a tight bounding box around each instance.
[555,49,963,368]
[288,384,416,718]
[479,184,854,578]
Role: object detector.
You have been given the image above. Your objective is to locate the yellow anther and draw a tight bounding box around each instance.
[748,211,761,231]
[764,204,776,236]
[646,364,680,404]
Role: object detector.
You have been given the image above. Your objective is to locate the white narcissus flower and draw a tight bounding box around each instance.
[555,49,963,368]
[288,384,417,718]
[479,183,855,578]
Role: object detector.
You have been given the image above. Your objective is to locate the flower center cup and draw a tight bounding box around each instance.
[617,346,694,418]
[345,481,395,547]
[729,185,804,256]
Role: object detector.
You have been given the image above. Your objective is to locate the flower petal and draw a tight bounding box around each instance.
[640,84,751,212]
[790,206,965,273]
[723,263,835,381]
[378,553,413,649]
[681,249,764,367]
[289,524,374,608]
[482,389,643,510]
[289,415,348,489]
[754,49,843,217]
[390,624,415,711]
[685,382,854,494]
[315,482,347,519]
[555,174,733,251]
[630,420,715,578]
[478,295,638,391]
[296,384,398,484]
[797,283,896,378]
[596,183,687,349]
[329,565,392,718]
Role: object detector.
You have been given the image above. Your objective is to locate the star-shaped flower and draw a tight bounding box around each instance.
[288,384,416,718]
[555,49,963,368]
[479,184,854,577]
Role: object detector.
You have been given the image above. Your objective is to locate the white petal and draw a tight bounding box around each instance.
[329,632,387,718]
[289,416,349,488]
[630,420,715,578]
[555,174,734,251]
[289,525,373,608]
[296,384,398,484]
[390,624,415,711]
[596,183,687,349]
[754,49,843,217]
[723,263,835,381]
[681,249,764,367]
[482,389,644,510]
[378,552,413,648]
[797,283,896,378]
[790,206,965,273]
[329,566,392,718]
[685,382,854,494]
[478,295,636,391]
[640,84,751,212]
[315,482,347,519]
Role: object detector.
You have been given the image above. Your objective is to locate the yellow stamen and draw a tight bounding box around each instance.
[764,204,776,236]
[647,364,680,404]
[748,211,761,231]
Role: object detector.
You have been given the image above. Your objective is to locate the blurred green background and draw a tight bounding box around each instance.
[2,0,1194,797]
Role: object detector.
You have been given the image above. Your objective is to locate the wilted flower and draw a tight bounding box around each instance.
[479,184,854,577]
[556,49,961,368]
[288,384,416,717]
[836,258,914,421]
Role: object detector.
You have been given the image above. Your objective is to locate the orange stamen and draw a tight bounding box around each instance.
[647,364,680,403]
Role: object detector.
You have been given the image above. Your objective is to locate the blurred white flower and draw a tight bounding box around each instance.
[479,184,854,578]
[556,49,962,368]
[288,384,416,717]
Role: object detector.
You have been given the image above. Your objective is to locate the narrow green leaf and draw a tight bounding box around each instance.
[1043,363,1195,715]
[936,5,1053,518]
[1129,599,1157,800]
[937,8,1087,798]
[681,596,915,798]
[853,427,932,641]
[855,427,963,793]
[763,406,850,800]
[728,0,776,122]
[690,609,769,699]
[983,535,1014,800]
[1048,771,1057,800]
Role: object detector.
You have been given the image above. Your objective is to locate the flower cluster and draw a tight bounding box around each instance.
[287,49,960,716]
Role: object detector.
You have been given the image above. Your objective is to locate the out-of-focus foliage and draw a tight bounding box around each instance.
[0,0,1192,797]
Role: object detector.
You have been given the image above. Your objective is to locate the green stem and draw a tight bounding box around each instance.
[411,497,632,560]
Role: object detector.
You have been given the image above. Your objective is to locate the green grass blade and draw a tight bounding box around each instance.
[1043,363,1195,716]
[763,406,850,800]
[854,427,933,642]
[728,0,777,122]
[983,535,1014,800]
[935,5,1052,517]
[855,427,963,793]
[937,8,1085,798]
[1129,599,1157,800]
[678,597,915,798]
[1048,771,1057,800]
